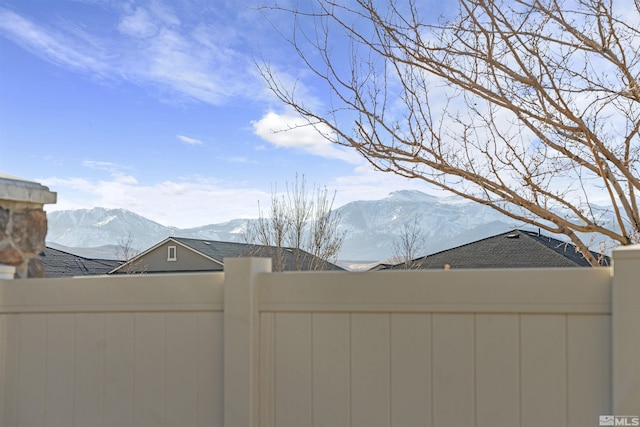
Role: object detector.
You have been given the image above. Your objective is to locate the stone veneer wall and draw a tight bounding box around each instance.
[0,175,56,278]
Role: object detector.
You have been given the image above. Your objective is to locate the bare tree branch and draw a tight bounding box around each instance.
[259,0,640,265]
[114,231,146,274]
[391,216,427,269]
[244,175,345,270]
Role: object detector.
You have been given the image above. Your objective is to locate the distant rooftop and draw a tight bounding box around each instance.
[170,237,345,272]
[377,229,610,270]
[40,247,121,278]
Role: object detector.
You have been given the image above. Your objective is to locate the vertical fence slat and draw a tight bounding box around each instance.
[104,313,135,427]
[44,314,74,427]
[475,314,520,427]
[74,313,105,426]
[390,313,431,427]
[351,313,390,427]
[134,313,166,427]
[2,314,19,427]
[166,312,198,427]
[312,313,350,427]
[274,313,312,427]
[198,312,223,427]
[520,314,567,427]
[17,314,46,427]
[259,313,276,427]
[432,313,475,427]
[567,315,611,427]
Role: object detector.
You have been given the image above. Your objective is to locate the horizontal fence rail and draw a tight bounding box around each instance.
[259,268,612,314]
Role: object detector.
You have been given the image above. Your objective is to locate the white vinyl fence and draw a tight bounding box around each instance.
[1,245,639,427]
[0,274,225,427]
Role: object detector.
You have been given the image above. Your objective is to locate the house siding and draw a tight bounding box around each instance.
[131,241,222,273]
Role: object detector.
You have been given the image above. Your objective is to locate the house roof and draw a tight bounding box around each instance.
[377,229,610,270]
[111,237,345,273]
[172,237,345,271]
[40,247,122,278]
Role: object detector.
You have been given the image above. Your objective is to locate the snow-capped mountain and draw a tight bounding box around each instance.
[46,207,181,250]
[46,190,524,262]
[335,190,517,260]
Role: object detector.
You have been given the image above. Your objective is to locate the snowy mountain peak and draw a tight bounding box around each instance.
[46,191,522,262]
[386,190,439,203]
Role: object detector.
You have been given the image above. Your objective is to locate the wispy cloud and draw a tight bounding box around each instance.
[42,174,270,227]
[82,160,138,184]
[252,111,362,163]
[0,8,110,76]
[82,160,125,172]
[177,134,203,145]
[117,7,160,38]
[0,3,262,105]
[218,156,257,164]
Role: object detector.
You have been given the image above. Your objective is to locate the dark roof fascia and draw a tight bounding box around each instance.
[44,246,120,263]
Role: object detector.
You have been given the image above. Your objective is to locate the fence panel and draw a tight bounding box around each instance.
[259,267,613,427]
[1,248,636,427]
[0,273,224,427]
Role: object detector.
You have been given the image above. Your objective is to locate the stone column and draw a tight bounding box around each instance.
[0,174,57,278]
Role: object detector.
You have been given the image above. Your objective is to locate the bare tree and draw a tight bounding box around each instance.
[114,231,145,274]
[307,184,345,270]
[259,0,640,265]
[391,216,427,269]
[244,175,345,271]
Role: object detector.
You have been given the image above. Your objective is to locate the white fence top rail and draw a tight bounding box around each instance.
[0,272,225,313]
[259,267,612,314]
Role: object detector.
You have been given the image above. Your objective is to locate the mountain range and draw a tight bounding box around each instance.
[46,190,525,264]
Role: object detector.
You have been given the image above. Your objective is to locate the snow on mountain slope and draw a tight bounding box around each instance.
[46,191,527,262]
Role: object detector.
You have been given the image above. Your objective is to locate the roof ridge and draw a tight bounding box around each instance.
[45,246,119,262]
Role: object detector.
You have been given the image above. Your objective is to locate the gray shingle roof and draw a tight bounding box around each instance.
[40,247,122,278]
[169,237,345,271]
[379,229,610,270]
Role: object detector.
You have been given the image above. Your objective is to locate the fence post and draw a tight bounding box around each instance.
[611,244,640,415]
[223,257,272,427]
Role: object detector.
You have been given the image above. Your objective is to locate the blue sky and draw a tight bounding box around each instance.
[0,0,449,228]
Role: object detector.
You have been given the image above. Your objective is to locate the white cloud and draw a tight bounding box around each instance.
[177,134,203,145]
[82,160,125,172]
[0,4,261,106]
[40,161,451,228]
[117,7,159,38]
[42,175,271,228]
[0,8,110,76]
[218,156,257,164]
[252,111,362,163]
